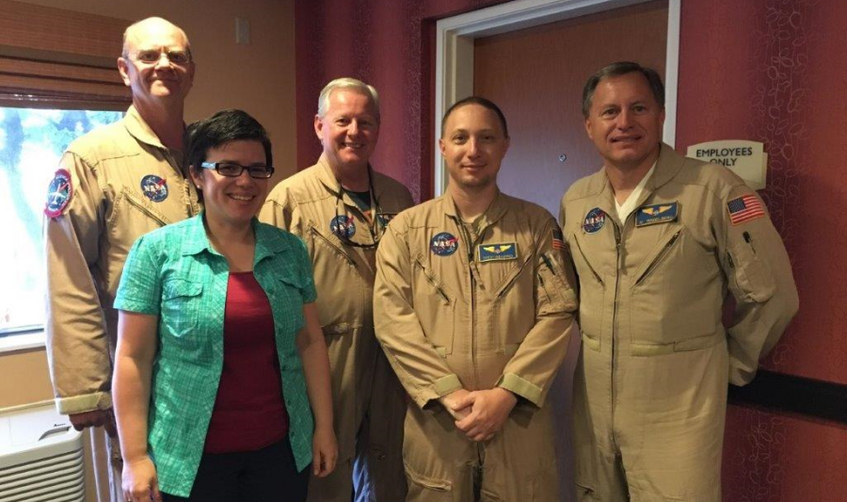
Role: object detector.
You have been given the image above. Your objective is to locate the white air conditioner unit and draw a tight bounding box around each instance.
[0,403,84,502]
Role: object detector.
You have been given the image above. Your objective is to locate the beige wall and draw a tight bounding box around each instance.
[0,0,296,410]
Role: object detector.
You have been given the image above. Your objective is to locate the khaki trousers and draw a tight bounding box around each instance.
[307,327,407,502]
[572,340,727,502]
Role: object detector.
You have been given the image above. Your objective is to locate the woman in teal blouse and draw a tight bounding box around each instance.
[113,110,336,501]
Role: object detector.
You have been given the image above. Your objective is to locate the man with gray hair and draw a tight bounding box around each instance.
[44,16,199,502]
[260,78,413,502]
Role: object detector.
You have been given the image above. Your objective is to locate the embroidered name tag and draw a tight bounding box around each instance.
[478,243,518,262]
[636,202,679,227]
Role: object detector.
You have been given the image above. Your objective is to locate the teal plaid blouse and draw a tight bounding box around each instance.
[114,214,317,497]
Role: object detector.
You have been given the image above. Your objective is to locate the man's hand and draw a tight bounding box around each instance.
[454,388,518,442]
[439,389,472,420]
[69,409,117,438]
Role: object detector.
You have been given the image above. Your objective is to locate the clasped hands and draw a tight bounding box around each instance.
[439,387,518,442]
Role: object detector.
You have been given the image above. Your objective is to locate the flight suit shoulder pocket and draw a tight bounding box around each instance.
[729,240,775,303]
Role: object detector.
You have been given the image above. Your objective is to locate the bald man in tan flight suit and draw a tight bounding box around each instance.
[260,78,413,502]
[374,97,578,502]
[560,61,799,501]
[44,17,200,502]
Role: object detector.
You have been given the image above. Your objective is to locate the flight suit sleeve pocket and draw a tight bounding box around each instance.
[537,253,576,315]
[729,241,776,303]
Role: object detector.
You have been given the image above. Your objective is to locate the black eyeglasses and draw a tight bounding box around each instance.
[200,162,274,179]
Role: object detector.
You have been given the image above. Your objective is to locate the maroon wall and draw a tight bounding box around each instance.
[295,0,510,202]
[296,0,847,499]
[677,0,847,498]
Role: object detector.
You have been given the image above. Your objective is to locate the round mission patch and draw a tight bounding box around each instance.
[330,215,356,239]
[140,174,169,202]
[430,232,459,256]
[44,169,73,218]
[583,207,607,234]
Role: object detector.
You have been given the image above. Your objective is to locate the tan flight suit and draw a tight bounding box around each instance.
[373,192,578,502]
[44,106,200,502]
[259,155,414,502]
[559,144,799,502]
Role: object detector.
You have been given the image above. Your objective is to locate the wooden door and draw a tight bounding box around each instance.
[474,0,668,216]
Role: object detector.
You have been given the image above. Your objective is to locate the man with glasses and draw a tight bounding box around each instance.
[260,78,414,502]
[44,17,199,502]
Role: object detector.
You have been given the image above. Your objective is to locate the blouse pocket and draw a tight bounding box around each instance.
[160,278,203,338]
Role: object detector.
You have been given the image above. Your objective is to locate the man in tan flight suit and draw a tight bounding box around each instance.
[44,17,199,502]
[560,61,799,501]
[259,78,413,502]
[374,97,578,502]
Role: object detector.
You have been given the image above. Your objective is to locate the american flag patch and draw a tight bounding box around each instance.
[727,194,765,225]
[552,227,565,250]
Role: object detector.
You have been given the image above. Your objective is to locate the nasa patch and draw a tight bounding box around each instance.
[330,215,356,239]
[430,232,459,257]
[140,175,169,202]
[44,169,73,218]
[583,207,606,234]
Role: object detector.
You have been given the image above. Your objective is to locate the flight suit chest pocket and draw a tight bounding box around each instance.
[161,279,203,338]
[492,254,533,349]
[414,257,455,356]
[570,234,605,347]
[629,226,719,353]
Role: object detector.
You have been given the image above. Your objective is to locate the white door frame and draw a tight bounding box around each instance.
[434,0,681,195]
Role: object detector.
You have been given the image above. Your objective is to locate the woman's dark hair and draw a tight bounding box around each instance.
[185,109,272,177]
[441,96,509,138]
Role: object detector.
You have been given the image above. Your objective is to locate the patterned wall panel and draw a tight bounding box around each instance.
[678,0,847,500]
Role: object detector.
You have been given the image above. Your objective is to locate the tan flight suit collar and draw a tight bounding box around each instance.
[124,105,169,150]
[123,105,188,173]
[440,188,509,228]
[590,143,685,225]
[314,154,386,205]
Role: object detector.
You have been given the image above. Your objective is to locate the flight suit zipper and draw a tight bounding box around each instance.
[634,230,681,286]
[124,191,169,227]
[610,221,622,450]
[310,227,356,266]
[415,259,450,304]
[457,220,480,387]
